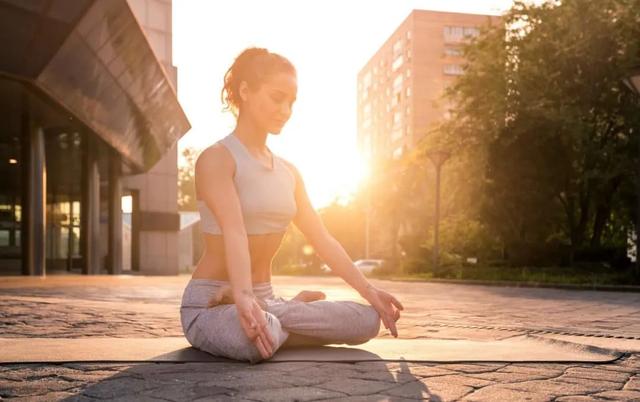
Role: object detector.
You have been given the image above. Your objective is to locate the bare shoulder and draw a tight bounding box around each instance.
[195,142,235,175]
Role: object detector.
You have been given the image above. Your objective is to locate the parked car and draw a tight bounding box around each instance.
[320,259,385,275]
[354,259,385,274]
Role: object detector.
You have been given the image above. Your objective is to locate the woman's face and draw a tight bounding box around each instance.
[239,71,297,134]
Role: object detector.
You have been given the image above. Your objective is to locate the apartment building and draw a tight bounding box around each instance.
[357,10,501,166]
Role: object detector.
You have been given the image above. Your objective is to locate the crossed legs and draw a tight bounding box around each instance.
[188,298,381,363]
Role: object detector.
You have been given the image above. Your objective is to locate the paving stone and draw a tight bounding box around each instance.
[140,382,228,401]
[460,385,554,401]
[3,276,640,400]
[384,377,473,400]
[432,363,500,374]
[466,371,547,383]
[344,369,418,384]
[624,375,640,391]
[316,377,398,395]
[402,365,460,378]
[555,396,602,401]
[592,389,640,400]
[504,379,620,397]
[562,366,631,382]
[427,374,495,389]
[328,396,419,402]
[246,361,319,372]
[5,391,89,402]
[79,376,159,399]
[553,375,621,391]
[195,371,295,392]
[240,386,346,401]
[496,364,565,377]
[0,378,80,398]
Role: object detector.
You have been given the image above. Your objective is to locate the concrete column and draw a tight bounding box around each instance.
[81,136,100,275]
[21,116,46,276]
[107,151,122,275]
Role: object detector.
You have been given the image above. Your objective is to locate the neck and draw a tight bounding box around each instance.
[233,114,269,154]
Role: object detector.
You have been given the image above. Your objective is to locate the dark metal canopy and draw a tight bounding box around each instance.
[0,0,191,172]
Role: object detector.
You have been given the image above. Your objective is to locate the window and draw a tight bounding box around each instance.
[443,64,464,75]
[443,26,464,42]
[363,103,371,118]
[393,74,403,90]
[393,146,403,159]
[406,86,412,97]
[444,47,462,57]
[391,127,403,141]
[393,110,402,125]
[393,38,403,55]
[464,27,480,37]
[363,71,372,88]
[444,26,479,42]
[392,55,403,72]
[391,90,401,107]
[406,69,411,78]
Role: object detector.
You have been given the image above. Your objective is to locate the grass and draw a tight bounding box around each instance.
[370,264,640,287]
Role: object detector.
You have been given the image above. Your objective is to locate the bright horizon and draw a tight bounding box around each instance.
[174,0,514,209]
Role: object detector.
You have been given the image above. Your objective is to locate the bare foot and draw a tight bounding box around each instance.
[292,290,326,302]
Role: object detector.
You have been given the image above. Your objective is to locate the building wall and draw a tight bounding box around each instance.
[124,0,180,275]
[357,10,501,164]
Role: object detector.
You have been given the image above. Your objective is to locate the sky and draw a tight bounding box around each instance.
[173,0,516,209]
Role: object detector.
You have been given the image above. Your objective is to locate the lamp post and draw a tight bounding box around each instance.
[426,149,451,271]
[623,67,640,277]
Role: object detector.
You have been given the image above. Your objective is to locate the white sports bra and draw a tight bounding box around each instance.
[196,133,297,235]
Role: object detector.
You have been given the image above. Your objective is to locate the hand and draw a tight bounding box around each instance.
[361,285,404,337]
[235,292,276,360]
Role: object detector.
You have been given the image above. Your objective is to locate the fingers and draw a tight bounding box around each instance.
[390,294,404,311]
[383,313,399,337]
[253,329,271,359]
[392,306,401,321]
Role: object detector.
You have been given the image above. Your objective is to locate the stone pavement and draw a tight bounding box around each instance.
[1,274,639,401]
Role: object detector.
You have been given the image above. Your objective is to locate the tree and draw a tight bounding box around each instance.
[433,0,640,265]
[178,147,199,211]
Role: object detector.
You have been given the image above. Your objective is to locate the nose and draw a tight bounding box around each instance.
[279,102,292,119]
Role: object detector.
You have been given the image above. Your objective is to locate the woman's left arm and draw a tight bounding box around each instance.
[283,160,404,336]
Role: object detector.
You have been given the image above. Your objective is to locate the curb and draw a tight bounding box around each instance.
[374,276,640,293]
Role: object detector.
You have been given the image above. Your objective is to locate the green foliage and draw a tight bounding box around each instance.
[178,147,199,211]
[430,0,640,266]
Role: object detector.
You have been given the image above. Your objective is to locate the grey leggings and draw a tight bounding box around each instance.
[180,278,381,363]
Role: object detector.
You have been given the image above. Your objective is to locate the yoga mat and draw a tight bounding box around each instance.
[0,334,622,364]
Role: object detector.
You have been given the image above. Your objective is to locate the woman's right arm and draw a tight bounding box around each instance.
[194,145,275,358]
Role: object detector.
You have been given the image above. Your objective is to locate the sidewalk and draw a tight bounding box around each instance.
[1,274,639,401]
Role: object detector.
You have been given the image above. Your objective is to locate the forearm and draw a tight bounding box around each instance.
[222,230,254,300]
[316,236,373,297]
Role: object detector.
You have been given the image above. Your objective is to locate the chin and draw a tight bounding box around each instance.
[269,126,284,134]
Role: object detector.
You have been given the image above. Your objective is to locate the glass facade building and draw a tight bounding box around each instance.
[0,0,190,275]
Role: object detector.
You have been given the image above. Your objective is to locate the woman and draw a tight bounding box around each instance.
[180,47,404,364]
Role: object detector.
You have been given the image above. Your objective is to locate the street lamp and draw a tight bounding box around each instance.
[426,149,451,272]
[623,67,640,277]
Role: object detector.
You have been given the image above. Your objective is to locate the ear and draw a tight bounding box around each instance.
[238,80,249,102]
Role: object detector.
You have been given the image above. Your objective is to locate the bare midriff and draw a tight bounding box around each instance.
[191,232,287,283]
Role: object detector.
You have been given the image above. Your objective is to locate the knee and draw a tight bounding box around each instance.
[228,312,289,364]
[360,305,381,339]
[342,303,381,345]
